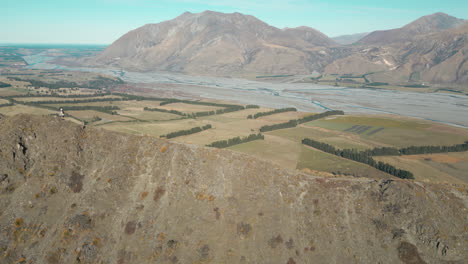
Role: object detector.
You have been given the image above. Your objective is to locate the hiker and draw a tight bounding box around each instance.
[58,108,65,119]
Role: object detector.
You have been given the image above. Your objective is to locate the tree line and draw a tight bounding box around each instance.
[302,138,414,179]
[113,93,168,101]
[9,76,123,90]
[245,105,260,109]
[0,81,11,88]
[144,107,185,116]
[297,110,344,124]
[161,124,212,139]
[206,133,264,148]
[58,105,120,114]
[247,107,297,119]
[145,105,250,119]
[364,142,468,156]
[18,97,124,105]
[259,110,345,132]
[260,120,298,132]
[8,92,112,98]
[0,102,13,108]
[160,99,242,108]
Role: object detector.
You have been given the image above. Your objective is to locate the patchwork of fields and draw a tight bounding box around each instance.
[1,75,467,185]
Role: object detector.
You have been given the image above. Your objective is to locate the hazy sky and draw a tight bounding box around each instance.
[3,0,467,44]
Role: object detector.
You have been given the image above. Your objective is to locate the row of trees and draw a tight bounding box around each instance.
[143,107,185,116]
[260,120,298,132]
[297,110,344,124]
[18,97,124,105]
[161,124,212,139]
[159,99,252,117]
[8,92,112,98]
[0,81,11,88]
[145,105,248,119]
[9,76,123,90]
[259,110,345,132]
[247,107,297,119]
[160,99,242,108]
[245,105,260,109]
[0,102,13,107]
[114,93,168,101]
[59,105,120,114]
[206,133,264,148]
[365,142,468,156]
[302,138,414,179]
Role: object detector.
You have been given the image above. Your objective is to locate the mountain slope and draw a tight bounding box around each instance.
[358,12,465,45]
[326,16,468,84]
[81,11,467,84]
[89,11,336,76]
[1,114,467,263]
[332,32,369,45]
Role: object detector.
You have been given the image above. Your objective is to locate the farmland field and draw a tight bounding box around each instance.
[158,103,223,113]
[305,115,468,147]
[1,69,467,185]
[297,145,389,178]
[67,110,133,124]
[375,152,468,184]
[0,104,55,116]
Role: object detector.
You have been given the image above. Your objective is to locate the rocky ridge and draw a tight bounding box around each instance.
[0,114,467,263]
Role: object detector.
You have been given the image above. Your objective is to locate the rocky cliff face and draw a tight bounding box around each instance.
[1,114,467,264]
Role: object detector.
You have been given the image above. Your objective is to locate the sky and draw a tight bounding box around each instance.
[2,0,467,44]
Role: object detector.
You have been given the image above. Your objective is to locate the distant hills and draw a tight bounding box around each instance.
[357,12,465,45]
[327,13,467,84]
[332,32,369,45]
[83,11,467,84]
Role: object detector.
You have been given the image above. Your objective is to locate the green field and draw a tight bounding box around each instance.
[375,152,468,184]
[305,115,468,147]
[228,135,302,170]
[268,126,376,150]
[228,135,389,179]
[297,146,389,178]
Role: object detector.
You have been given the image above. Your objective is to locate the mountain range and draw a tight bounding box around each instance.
[83,11,467,84]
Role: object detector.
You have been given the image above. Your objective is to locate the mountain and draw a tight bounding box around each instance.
[82,11,467,84]
[283,26,336,46]
[358,12,465,45]
[332,32,369,45]
[1,114,467,263]
[89,11,336,76]
[326,19,468,84]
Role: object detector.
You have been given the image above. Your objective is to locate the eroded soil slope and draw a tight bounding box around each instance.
[0,114,467,264]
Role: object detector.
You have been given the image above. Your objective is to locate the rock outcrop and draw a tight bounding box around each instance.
[0,114,467,263]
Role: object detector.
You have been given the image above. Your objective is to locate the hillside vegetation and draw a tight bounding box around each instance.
[0,114,467,263]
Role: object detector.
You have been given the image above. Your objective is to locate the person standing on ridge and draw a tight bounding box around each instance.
[58,107,65,119]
